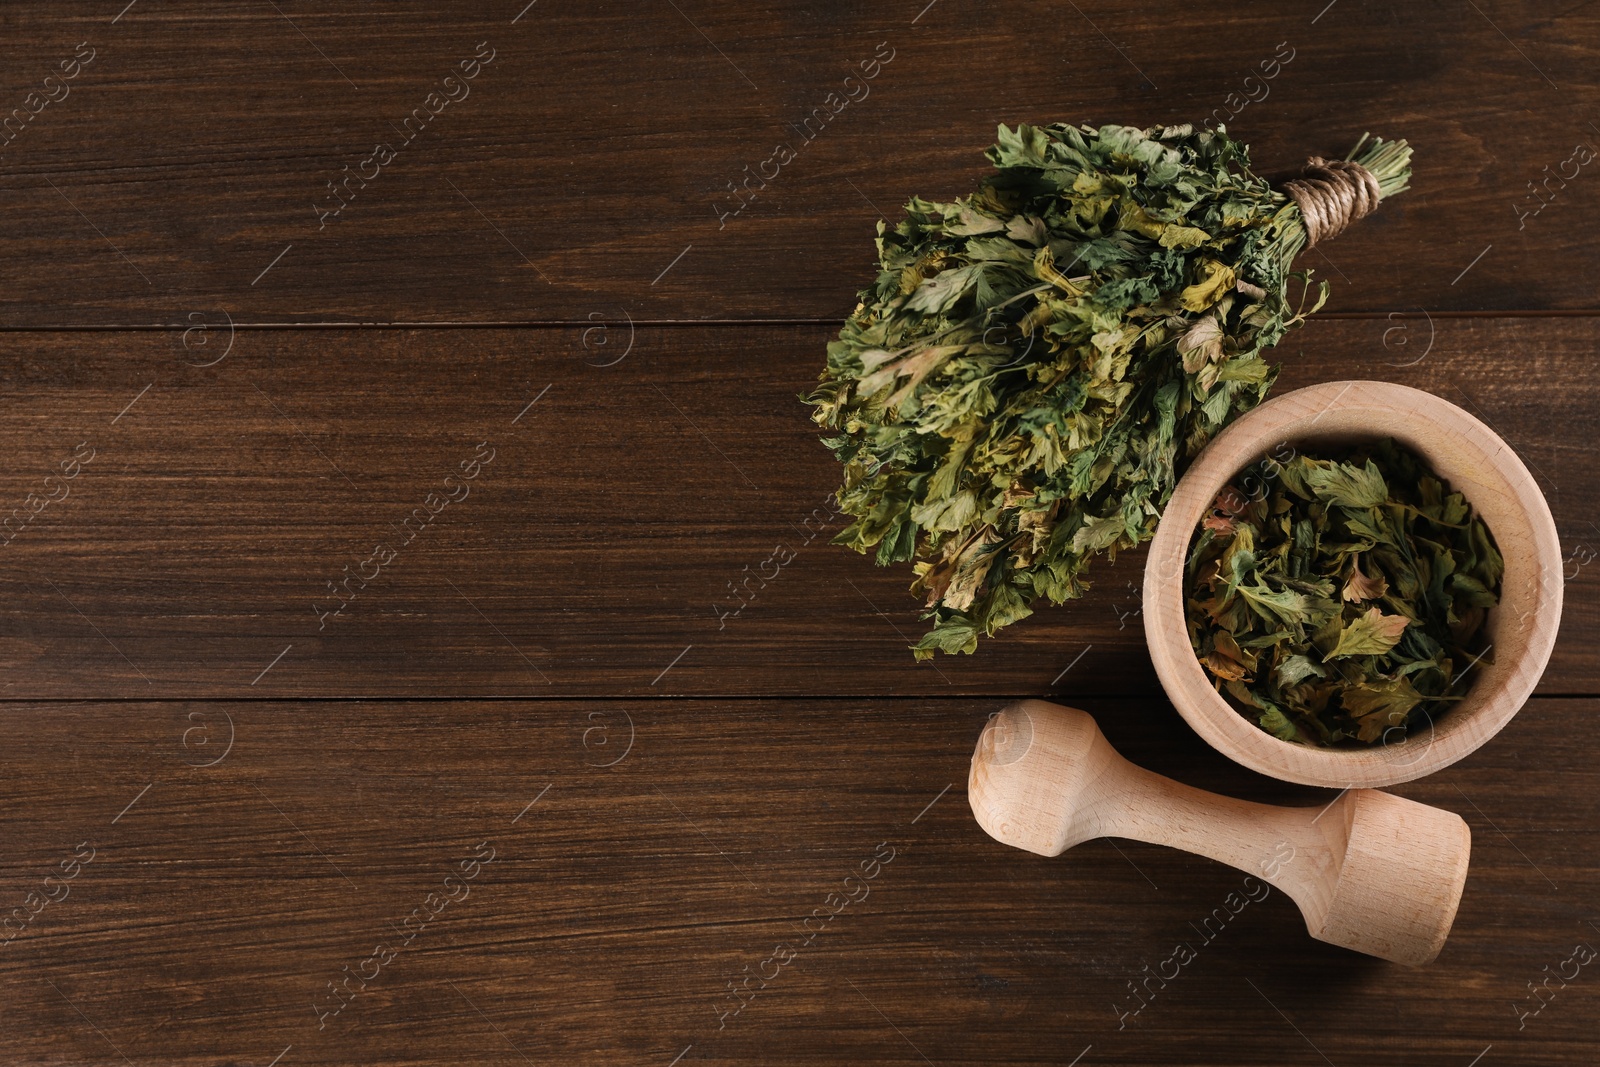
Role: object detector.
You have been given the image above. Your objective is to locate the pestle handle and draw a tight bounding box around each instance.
[970,700,1471,965]
[1087,757,1345,905]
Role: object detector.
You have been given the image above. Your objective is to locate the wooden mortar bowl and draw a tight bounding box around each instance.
[1143,380,1562,787]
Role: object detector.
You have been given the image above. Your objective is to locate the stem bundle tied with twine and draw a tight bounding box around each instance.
[807,122,1412,659]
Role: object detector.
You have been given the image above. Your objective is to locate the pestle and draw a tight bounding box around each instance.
[969,700,1472,965]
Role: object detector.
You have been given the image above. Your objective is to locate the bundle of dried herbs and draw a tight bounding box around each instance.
[1184,439,1502,746]
[807,122,1411,658]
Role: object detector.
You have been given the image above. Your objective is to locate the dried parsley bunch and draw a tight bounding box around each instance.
[807,122,1411,658]
[1185,439,1503,746]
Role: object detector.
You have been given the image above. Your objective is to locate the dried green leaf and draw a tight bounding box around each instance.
[1341,676,1426,743]
[1276,653,1327,688]
[1305,459,1388,509]
[1178,315,1224,374]
[1342,556,1388,602]
[1179,259,1237,312]
[1328,607,1411,659]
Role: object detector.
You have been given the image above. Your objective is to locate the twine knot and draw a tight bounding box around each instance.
[1284,158,1382,246]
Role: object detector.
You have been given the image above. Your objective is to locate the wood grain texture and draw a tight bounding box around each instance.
[0,1,1596,325]
[0,696,1595,1066]
[0,316,1594,700]
[3,4,1598,1063]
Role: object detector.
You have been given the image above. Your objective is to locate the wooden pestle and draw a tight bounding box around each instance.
[969,700,1472,966]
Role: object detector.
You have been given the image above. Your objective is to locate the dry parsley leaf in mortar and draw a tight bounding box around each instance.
[1184,438,1503,746]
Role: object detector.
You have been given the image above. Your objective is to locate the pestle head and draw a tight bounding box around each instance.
[969,700,1110,857]
[1306,790,1473,966]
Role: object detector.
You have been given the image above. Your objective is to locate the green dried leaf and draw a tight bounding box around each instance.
[1328,606,1411,659]
[1276,653,1327,688]
[1305,459,1389,509]
[1257,703,1302,742]
[1179,259,1237,311]
[1177,315,1223,374]
[1341,676,1426,743]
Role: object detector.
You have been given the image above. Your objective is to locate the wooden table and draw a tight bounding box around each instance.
[2,2,1596,1064]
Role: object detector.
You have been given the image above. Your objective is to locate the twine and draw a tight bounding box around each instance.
[1283,158,1382,246]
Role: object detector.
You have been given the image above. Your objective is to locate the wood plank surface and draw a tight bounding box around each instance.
[0,1,1596,326]
[0,316,1594,700]
[4,2,1599,1064]
[1,696,1594,1066]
